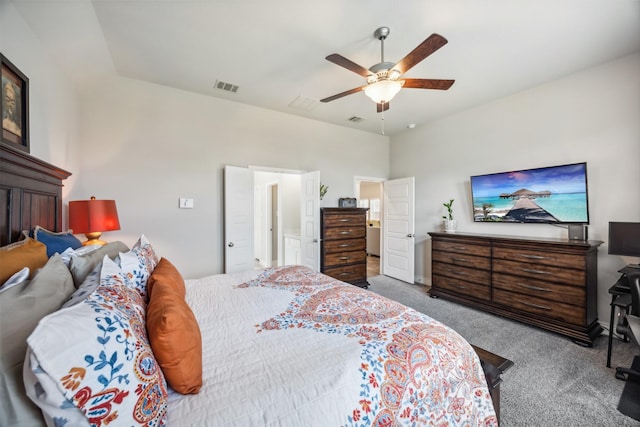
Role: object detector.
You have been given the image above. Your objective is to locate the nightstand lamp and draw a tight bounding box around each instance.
[69,196,121,246]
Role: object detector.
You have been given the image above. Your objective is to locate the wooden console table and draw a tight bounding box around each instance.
[429,232,603,345]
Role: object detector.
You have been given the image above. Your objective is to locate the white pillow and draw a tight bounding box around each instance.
[0,267,29,293]
[25,255,168,426]
[59,245,101,267]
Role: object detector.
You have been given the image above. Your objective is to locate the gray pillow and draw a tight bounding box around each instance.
[0,254,75,426]
[68,241,129,287]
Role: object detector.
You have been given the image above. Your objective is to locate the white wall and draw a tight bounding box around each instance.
[390,53,640,326]
[0,1,81,212]
[74,76,389,278]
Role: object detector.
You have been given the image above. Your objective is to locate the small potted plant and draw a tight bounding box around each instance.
[442,199,457,232]
[320,183,328,200]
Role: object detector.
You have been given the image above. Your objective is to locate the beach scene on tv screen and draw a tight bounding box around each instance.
[471,164,589,223]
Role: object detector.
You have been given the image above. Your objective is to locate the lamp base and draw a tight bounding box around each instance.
[83,232,107,246]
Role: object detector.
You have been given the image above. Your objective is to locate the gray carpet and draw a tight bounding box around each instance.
[367,275,640,426]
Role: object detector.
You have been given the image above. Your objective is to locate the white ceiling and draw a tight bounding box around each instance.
[9,0,640,136]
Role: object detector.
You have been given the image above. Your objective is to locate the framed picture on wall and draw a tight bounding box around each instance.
[1,54,29,153]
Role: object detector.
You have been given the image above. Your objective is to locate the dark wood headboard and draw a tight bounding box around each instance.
[0,143,71,246]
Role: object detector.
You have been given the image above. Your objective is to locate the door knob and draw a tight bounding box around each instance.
[228,242,234,247]
[407,233,415,238]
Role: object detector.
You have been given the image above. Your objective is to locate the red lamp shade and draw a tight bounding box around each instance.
[68,197,120,246]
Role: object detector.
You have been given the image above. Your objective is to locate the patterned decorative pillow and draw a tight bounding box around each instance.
[120,235,159,301]
[25,255,168,426]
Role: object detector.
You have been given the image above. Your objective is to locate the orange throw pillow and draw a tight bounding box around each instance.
[0,238,48,284]
[146,285,202,394]
[147,257,186,298]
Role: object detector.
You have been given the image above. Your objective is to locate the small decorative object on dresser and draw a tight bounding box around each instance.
[320,207,369,288]
[428,231,603,346]
[442,198,457,232]
[338,197,357,208]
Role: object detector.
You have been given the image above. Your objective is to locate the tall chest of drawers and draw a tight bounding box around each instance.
[429,232,603,345]
[321,208,369,288]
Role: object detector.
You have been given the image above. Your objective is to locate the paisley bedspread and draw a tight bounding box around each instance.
[167,265,497,426]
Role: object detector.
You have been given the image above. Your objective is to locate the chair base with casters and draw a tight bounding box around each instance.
[614,270,640,422]
[615,316,640,381]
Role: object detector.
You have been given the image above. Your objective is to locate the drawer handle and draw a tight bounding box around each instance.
[452,270,468,276]
[338,244,353,248]
[339,219,352,222]
[518,267,552,275]
[519,254,550,260]
[452,246,467,251]
[339,256,350,261]
[451,257,469,263]
[340,272,349,276]
[519,283,551,293]
[517,299,551,311]
[339,231,352,235]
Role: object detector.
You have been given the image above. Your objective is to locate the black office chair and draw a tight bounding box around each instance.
[615,270,640,381]
[615,270,640,422]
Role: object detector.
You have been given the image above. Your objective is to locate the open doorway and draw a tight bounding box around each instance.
[254,170,302,268]
[355,177,384,278]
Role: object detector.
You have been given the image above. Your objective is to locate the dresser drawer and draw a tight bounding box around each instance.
[323,226,365,240]
[432,250,491,270]
[493,246,585,270]
[493,273,585,306]
[323,212,367,227]
[324,264,366,283]
[493,259,585,287]
[432,239,491,257]
[323,250,366,267]
[323,238,366,253]
[493,288,585,326]
[432,261,490,286]
[432,275,490,301]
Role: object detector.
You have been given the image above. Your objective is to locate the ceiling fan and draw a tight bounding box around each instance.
[321,27,454,113]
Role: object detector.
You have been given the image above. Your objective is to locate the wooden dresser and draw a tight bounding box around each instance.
[428,231,603,345]
[321,208,368,288]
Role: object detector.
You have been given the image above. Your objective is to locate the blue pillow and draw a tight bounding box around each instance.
[33,226,82,258]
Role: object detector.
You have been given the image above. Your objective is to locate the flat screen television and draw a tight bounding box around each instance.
[608,222,640,257]
[470,162,589,224]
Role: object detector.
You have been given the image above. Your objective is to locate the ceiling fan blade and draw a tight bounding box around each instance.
[403,78,455,90]
[376,102,390,113]
[325,54,372,78]
[320,86,366,103]
[393,33,448,75]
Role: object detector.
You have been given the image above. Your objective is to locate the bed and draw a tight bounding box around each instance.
[0,145,498,426]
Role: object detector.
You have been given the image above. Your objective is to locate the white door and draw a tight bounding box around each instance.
[300,171,320,271]
[224,165,254,273]
[383,177,415,283]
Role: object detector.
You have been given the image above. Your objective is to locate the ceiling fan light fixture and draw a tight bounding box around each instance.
[364,79,404,104]
[388,69,402,80]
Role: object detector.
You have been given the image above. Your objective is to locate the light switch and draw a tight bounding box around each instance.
[179,198,194,209]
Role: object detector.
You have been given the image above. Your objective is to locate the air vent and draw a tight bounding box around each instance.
[213,80,239,93]
[347,116,364,123]
[288,95,319,111]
